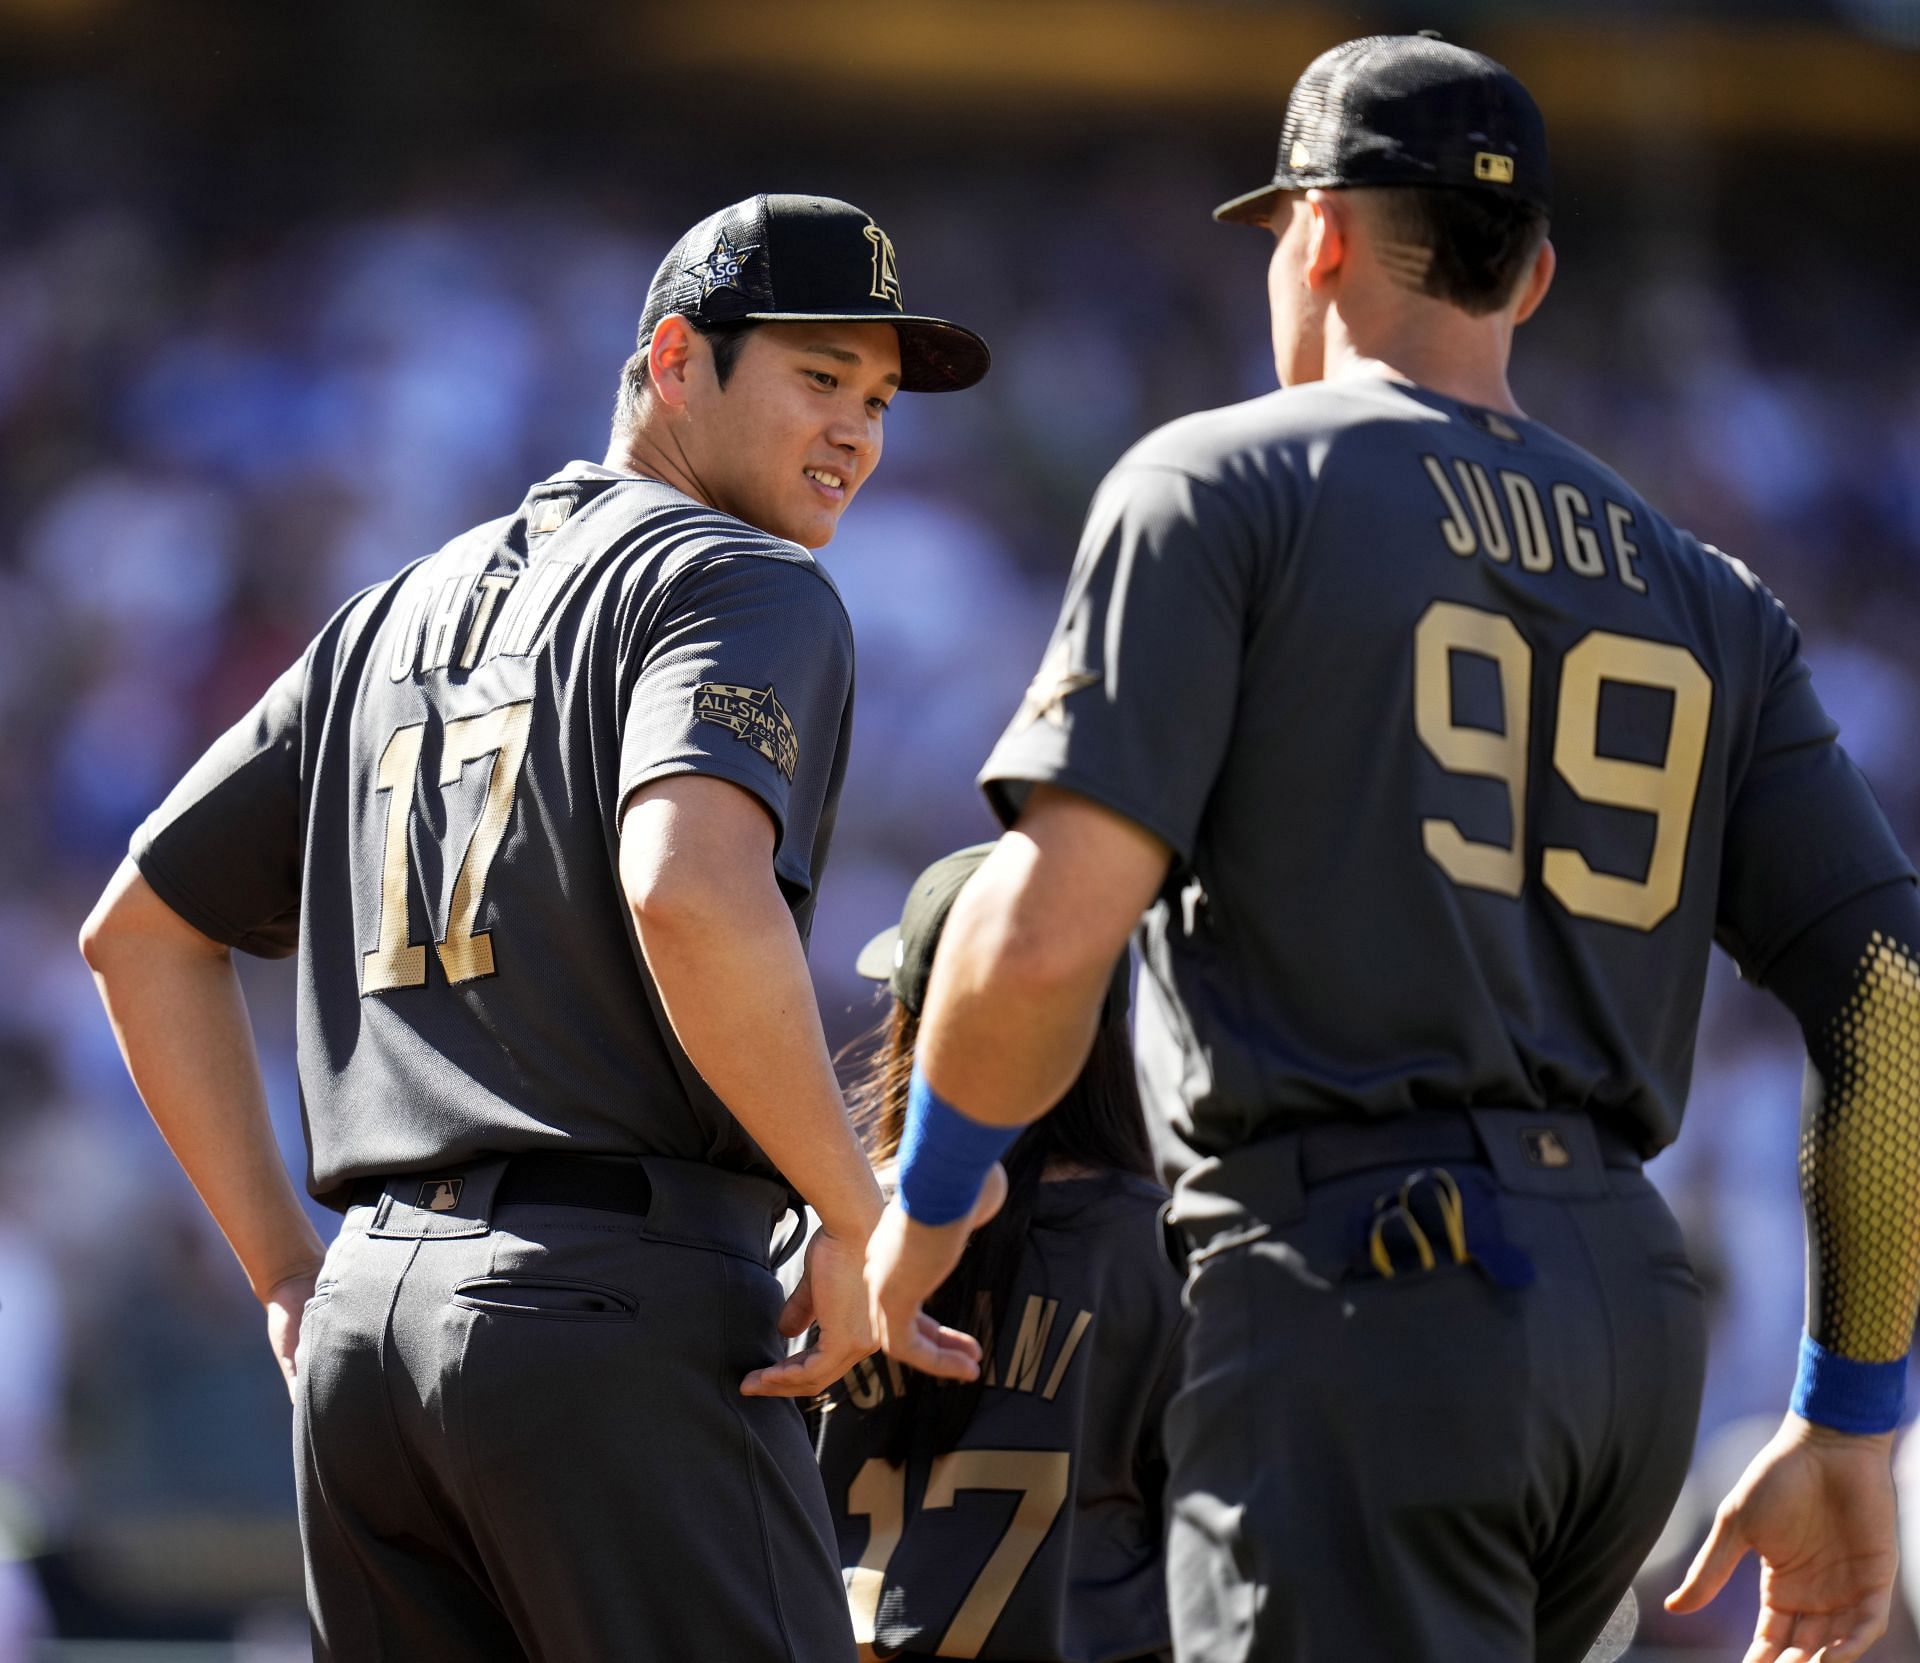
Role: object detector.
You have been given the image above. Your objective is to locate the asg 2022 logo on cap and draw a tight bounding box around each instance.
[685,232,761,302]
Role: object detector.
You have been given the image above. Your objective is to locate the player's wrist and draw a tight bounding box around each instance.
[257,1260,324,1307]
[896,1065,1018,1226]
[1791,1333,1906,1437]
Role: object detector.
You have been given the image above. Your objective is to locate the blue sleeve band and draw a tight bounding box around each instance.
[897,1067,1019,1227]
[1792,1333,1906,1435]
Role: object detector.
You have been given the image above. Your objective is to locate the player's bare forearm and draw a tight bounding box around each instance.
[79,860,325,1302]
[620,777,882,1243]
[915,785,1170,1127]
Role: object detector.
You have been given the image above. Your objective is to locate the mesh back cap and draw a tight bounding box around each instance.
[635,193,990,393]
[1215,34,1552,225]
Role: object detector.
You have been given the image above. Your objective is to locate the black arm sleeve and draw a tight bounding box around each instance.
[1762,877,1920,1364]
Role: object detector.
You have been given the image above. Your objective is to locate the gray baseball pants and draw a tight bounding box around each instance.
[1163,1109,1708,1663]
[293,1155,853,1662]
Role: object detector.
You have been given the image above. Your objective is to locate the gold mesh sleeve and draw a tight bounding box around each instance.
[1800,930,1920,1363]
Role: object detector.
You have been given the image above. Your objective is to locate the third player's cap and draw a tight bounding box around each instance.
[635,194,991,393]
[1213,33,1551,225]
[856,845,997,1017]
[856,844,1130,1022]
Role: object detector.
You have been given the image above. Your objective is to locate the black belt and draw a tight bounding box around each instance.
[1292,1111,1642,1191]
[350,1153,656,1216]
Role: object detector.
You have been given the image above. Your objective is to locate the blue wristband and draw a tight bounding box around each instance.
[1792,1333,1906,1435]
[897,1067,1018,1226]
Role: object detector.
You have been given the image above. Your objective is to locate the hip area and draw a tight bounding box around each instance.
[312,1150,798,1317]
[1164,1106,1692,1297]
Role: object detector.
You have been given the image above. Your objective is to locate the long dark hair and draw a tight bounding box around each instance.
[843,985,1154,1461]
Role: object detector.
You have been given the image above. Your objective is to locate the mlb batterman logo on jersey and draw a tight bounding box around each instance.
[694,682,799,781]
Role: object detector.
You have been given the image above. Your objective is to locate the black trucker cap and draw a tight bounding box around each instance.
[635,194,990,394]
[1214,33,1551,225]
[856,845,1129,1022]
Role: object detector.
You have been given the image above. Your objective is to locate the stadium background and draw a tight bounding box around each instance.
[1,0,1917,1657]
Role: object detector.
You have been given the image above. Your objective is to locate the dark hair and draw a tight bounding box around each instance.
[1363,186,1547,317]
[613,318,758,426]
[843,989,1155,1462]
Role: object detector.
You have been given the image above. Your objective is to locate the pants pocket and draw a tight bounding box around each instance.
[451,1275,638,1321]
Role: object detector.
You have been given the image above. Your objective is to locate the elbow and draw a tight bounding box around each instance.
[943,880,1108,1004]
[626,856,764,949]
[78,887,125,974]
[79,862,219,976]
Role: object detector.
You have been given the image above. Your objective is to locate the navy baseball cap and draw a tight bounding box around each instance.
[636,194,991,393]
[857,844,1129,1022]
[1214,34,1552,225]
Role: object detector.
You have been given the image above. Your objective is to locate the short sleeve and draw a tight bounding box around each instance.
[618,555,854,897]
[979,463,1254,863]
[1716,622,1916,981]
[131,654,306,958]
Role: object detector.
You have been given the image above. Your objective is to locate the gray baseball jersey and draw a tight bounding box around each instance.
[814,1172,1183,1661]
[981,379,1914,1159]
[132,462,855,1205]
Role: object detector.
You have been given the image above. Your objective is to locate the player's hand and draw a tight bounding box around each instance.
[264,1270,318,1404]
[1666,1412,1898,1663]
[741,1226,875,1398]
[864,1165,1007,1381]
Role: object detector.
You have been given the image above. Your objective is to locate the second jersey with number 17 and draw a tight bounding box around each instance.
[978,380,1911,1158]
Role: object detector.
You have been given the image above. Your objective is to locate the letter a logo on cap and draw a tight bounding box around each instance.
[864,221,902,307]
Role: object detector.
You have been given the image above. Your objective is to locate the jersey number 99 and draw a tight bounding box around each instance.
[1414,601,1713,931]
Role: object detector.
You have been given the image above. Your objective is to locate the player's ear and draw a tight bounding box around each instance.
[646,315,697,410]
[1302,189,1346,291]
[1512,237,1556,326]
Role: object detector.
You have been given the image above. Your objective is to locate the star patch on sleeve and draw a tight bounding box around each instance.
[1013,639,1101,731]
[694,682,799,781]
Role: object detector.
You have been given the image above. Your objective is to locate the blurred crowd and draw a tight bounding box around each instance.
[1,78,1918,1658]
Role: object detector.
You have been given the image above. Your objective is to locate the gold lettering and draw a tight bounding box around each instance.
[1500,472,1552,573]
[1606,501,1647,595]
[1003,1295,1058,1393]
[459,575,515,670]
[422,574,476,675]
[1422,455,1478,556]
[487,560,580,661]
[1552,483,1605,577]
[1040,1309,1094,1402]
[387,587,428,683]
[1455,461,1510,563]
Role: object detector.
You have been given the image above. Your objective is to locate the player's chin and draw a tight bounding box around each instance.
[783,501,847,549]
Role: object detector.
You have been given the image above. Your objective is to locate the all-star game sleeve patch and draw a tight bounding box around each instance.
[694,682,799,782]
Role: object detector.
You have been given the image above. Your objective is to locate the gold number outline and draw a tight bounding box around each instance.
[1414,601,1531,898]
[1543,634,1713,930]
[1413,603,1714,932]
[362,723,428,993]
[843,1448,1072,1658]
[359,700,535,994]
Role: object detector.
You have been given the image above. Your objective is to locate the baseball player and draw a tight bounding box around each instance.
[863,37,1920,1663]
[79,193,989,1661]
[814,845,1183,1662]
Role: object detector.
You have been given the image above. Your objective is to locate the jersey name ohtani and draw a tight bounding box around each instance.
[840,1292,1096,1410]
[386,560,585,683]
